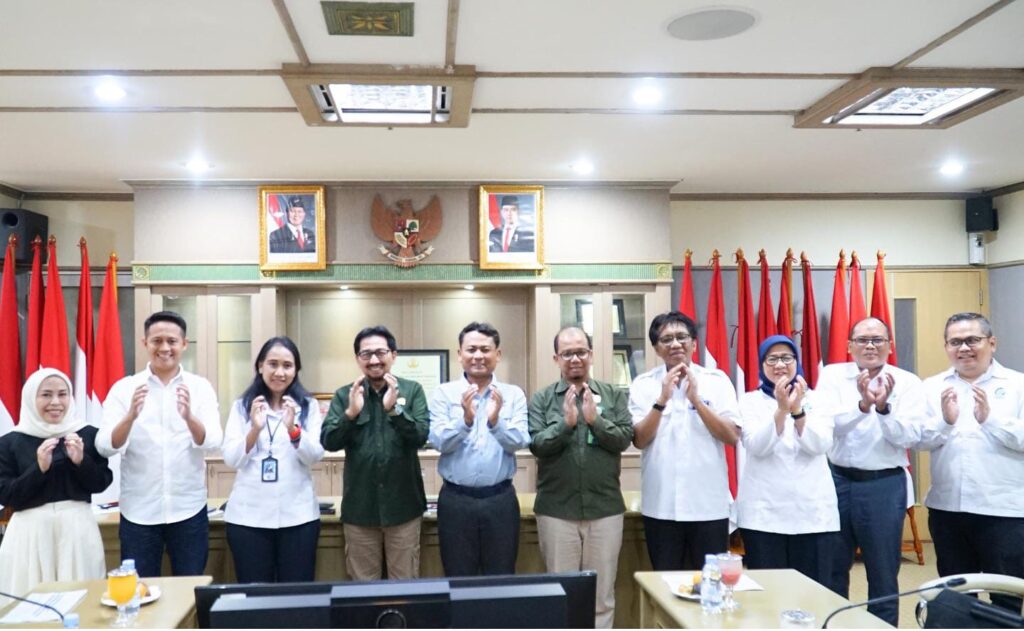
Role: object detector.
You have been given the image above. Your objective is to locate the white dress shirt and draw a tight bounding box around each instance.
[428,376,530,487]
[735,389,839,534]
[918,360,1024,517]
[628,363,741,521]
[815,362,924,470]
[96,366,222,525]
[222,398,325,528]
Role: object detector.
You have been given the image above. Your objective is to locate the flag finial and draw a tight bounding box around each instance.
[48,235,57,246]
[800,251,810,264]
[684,248,692,259]
[850,250,859,263]
[877,249,885,260]
[786,247,794,260]
[734,248,745,262]
[110,252,119,264]
[710,249,721,262]
[6,234,16,247]
[838,248,845,261]
[758,248,766,259]
[78,237,87,249]
[32,235,43,247]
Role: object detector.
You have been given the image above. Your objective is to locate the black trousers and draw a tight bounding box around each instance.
[741,528,835,587]
[226,519,321,583]
[642,516,729,571]
[437,480,520,576]
[929,508,1024,612]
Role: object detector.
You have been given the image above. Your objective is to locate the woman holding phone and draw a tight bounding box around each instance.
[222,336,325,582]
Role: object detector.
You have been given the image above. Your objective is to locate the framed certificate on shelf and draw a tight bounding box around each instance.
[390,350,450,402]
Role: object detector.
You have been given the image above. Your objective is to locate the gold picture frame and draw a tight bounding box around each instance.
[259,185,327,271]
[478,185,544,270]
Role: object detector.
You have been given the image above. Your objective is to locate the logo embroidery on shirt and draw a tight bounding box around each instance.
[994,387,1006,399]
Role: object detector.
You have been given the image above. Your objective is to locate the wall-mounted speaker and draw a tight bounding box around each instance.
[965,197,998,232]
[0,208,49,263]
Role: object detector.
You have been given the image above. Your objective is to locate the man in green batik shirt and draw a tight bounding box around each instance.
[529,325,634,629]
[321,325,429,581]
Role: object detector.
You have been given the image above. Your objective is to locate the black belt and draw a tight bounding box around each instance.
[831,464,903,482]
[442,479,513,499]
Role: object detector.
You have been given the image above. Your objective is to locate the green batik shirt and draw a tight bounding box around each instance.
[528,378,634,521]
[320,376,429,527]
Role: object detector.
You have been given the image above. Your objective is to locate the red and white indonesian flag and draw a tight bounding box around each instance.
[267,194,285,230]
[92,253,126,504]
[0,236,21,436]
[704,251,739,500]
[74,239,95,423]
[777,249,795,337]
[679,249,699,364]
[25,237,44,378]
[40,237,71,376]
[870,251,899,366]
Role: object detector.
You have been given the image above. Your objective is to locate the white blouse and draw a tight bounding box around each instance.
[222,397,325,529]
[735,389,839,534]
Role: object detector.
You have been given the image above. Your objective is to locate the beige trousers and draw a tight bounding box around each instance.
[343,517,422,581]
[536,512,624,629]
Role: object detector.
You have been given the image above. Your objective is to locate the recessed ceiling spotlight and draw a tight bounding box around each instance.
[667,7,758,41]
[185,158,212,173]
[94,78,126,102]
[632,83,662,107]
[570,160,595,175]
[339,285,350,291]
[463,284,475,291]
[940,160,964,176]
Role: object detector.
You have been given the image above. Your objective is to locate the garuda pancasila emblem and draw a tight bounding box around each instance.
[371,194,443,267]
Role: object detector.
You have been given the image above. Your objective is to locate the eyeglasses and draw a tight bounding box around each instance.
[357,349,391,361]
[851,337,889,347]
[945,336,989,349]
[657,334,692,346]
[558,349,591,361]
[764,354,796,366]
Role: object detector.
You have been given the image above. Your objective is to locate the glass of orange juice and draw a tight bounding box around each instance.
[107,568,137,627]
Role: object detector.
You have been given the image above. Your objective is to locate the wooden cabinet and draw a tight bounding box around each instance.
[207,450,640,497]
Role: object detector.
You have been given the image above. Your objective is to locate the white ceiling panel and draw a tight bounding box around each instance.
[288,0,449,66]
[0,0,294,69]
[910,0,1024,67]
[0,76,294,107]
[470,78,846,111]
[457,0,997,73]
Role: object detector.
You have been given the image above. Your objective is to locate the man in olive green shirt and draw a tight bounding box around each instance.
[529,326,634,628]
[321,325,429,580]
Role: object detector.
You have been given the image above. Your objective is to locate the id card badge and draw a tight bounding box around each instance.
[261,456,279,483]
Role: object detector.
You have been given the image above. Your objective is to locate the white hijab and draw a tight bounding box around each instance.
[13,368,86,439]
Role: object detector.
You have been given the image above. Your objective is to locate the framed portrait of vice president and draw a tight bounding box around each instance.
[259,185,327,271]
[479,185,544,270]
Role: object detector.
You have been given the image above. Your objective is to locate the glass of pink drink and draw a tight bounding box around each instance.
[717,552,743,612]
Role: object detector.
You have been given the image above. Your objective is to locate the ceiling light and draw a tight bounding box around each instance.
[940,160,964,177]
[94,79,126,102]
[185,158,211,173]
[632,83,662,107]
[463,284,475,291]
[339,285,351,291]
[667,8,758,41]
[570,160,595,175]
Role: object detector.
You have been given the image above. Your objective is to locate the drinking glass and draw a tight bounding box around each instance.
[716,552,743,612]
[107,568,137,627]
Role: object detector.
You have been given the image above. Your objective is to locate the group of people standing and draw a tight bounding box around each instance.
[0,307,1021,628]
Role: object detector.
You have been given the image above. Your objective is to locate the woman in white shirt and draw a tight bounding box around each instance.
[736,335,838,586]
[223,336,325,582]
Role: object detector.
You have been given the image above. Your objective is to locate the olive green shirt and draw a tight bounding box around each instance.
[320,376,429,527]
[528,378,634,521]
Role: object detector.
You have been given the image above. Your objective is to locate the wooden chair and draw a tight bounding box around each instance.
[903,505,925,565]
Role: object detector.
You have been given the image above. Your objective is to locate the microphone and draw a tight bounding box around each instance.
[0,588,66,625]
[821,577,967,628]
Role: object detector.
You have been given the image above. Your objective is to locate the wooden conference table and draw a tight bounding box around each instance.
[635,569,892,629]
[0,576,212,629]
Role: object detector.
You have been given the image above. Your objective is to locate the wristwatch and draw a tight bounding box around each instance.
[388,399,406,417]
[652,402,666,412]
[875,403,892,415]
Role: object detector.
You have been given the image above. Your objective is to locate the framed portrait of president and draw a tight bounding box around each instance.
[478,184,544,270]
[259,185,327,272]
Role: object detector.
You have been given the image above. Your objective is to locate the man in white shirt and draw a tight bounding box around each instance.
[815,317,924,626]
[628,311,741,570]
[918,312,1024,612]
[428,322,530,576]
[96,311,222,577]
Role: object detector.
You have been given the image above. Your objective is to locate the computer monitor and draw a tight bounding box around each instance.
[196,571,596,629]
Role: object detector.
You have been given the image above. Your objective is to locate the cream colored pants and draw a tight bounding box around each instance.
[342,517,422,581]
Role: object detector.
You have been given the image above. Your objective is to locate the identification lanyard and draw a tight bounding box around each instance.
[261,417,280,483]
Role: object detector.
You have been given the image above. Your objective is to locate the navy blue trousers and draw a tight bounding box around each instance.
[828,471,906,626]
[119,507,209,578]
[437,481,520,576]
[226,519,321,583]
[741,528,835,588]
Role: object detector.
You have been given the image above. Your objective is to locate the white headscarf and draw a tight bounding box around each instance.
[13,368,86,439]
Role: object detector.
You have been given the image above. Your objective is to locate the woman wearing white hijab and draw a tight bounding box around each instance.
[0,368,112,601]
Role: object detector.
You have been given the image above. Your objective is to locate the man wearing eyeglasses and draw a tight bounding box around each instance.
[628,311,741,571]
[815,317,925,626]
[320,325,429,581]
[529,326,634,628]
[917,312,1024,612]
